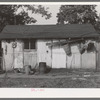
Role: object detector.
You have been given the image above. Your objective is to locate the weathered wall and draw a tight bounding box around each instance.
[95,41,100,71]
[67,45,81,69]
[81,40,96,69]
[67,43,96,69]
[2,40,38,71]
[24,49,37,69]
[14,41,23,69]
[37,40,52,67]
[2,39,97,70]
[2,40,23,70]
[29,39,97,69]
[81,52,96,69]
[2,40,13,70]
[52,40,66,68]
[37,39,67,68]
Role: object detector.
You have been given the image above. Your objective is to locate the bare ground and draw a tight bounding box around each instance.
[0,68,100,88]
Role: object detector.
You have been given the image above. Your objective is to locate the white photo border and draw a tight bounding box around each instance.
[0,1,100,98]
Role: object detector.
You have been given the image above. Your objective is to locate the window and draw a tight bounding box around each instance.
[24,39,36,49]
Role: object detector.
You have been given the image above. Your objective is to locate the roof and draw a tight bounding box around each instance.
[0,24,99,39]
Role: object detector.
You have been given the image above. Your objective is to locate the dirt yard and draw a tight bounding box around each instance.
[0,68,100,88]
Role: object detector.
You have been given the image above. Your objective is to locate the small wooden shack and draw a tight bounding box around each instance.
[0,24,99,71]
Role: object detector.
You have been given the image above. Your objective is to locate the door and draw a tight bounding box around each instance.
[23,39,37,69]
[24,50,37,69]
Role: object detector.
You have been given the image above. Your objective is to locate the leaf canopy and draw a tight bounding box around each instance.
[57,5,98,25]
[0,5,51,32]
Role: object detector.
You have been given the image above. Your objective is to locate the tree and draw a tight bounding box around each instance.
[0,5,51,31]
[57,5,98,26]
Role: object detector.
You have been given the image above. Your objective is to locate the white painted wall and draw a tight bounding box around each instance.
[37,40,52,67]
[31,39,96,69]
[37,39,67,68]
[51,40,66,68]
[14,41,23,69]
[82,52,96,69]
[67,45,81,68]
[2,39,97,70]
[2,41,13,70]
[24,50,37,69]
[2,40,23,70]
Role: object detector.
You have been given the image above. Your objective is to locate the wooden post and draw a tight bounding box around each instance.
[80,53,82,69]
[96,41,100,71]
[12,47,15,70]
[22,41,24,68]
[51,40,53,68]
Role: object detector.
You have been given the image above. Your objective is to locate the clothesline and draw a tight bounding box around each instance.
[46,39,85,46]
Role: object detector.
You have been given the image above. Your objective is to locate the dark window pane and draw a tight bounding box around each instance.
[24,40,29,49]
[30,40,36,49]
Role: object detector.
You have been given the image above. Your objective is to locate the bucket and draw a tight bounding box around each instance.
[24,65,31,75]
[39,62,46,74]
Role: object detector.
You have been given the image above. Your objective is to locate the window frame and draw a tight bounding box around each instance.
[23,39,36,50]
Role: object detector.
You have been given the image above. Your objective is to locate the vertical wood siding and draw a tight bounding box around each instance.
[2,41,14,70]
[52,40,66,68]
[82,52,96,69]
[2,39,97,70]
[14,41,23,69]
[24,50,37,69]
[37,40,52,67]
[2,40,23,70]
[67,44,96,69]
[67,45,81,68]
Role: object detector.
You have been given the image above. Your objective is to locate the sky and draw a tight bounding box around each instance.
[28,5,60,25]
[27,5,100,25]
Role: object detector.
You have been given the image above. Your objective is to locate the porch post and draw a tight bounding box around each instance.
[96,40,100,71]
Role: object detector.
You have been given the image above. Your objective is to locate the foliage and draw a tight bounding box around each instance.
[0,5,51,31]
[57,5,98,26]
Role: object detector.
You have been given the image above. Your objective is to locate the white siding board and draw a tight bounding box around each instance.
[67,45,81,68]
[24,50,37,69]
[82,52,96,69]
[52,40,66,68]
[37,40,52,67]
[14,41,23,69]
[1,39,97,70]
[2,41,14,70]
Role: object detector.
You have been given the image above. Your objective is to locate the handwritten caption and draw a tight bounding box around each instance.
[31,88,45,92]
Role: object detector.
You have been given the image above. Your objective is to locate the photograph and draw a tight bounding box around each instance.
[0,2,100,89]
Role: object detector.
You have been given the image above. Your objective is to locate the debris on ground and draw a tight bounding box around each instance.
[0,68,99,88]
